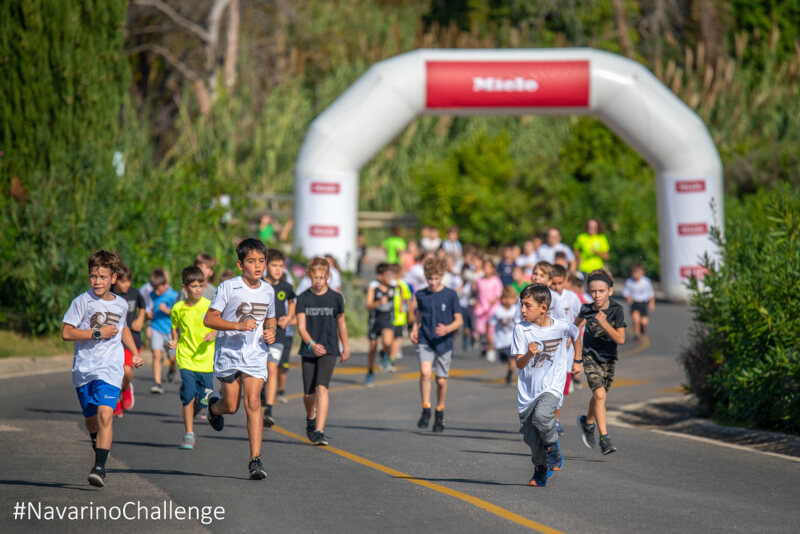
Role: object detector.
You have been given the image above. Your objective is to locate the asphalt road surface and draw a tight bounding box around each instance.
[2,302,799,533]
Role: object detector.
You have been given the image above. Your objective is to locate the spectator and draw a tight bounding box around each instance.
[538,228,576,272]
[382,227,406,266]
[574,219,610,277]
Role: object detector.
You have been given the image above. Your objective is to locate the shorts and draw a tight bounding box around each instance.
[277,340,292,369]
[631,301,649,317]
[583,353,616,391]
[123,347,136,368]
[267,343,285,365]
[76,380,121,417]
[418,345,453,378]
[150,329,175,356]
[179,369,213,406]
[302,354,337,394]
[497,347,512,363]
[393,325,405,339]
[368,313,394,340]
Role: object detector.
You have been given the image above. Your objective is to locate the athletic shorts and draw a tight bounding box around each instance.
[631,301,649,317]
[583,353,616,392]
[418,345,453,378]
[216,370,264,384]
[302,354,337,394]
[368,313,394,340]
[393,325,405,339]
[150,329,175,356]
[497,347,512,363]
[179,369,213,406]
[76,380,121,417]
[278,340,292,369]
[123,347,135,368]
[267,343,285,365]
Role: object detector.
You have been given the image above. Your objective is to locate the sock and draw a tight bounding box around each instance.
[436,406,445,413]
[600,433,609,439]
[278,389,284,396]
[422,402,431,410]
[264,404,272,415]
[94,448,109,469]
[90,432,98,450]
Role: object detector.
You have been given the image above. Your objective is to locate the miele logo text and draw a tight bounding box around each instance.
[680,266,708,279]
[675,180,706,193]
[678,223,708,236]
[310,182,340,194]
[473,77,539,92]
[309,225,339,237]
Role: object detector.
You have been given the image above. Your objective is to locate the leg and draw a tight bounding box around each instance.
[213,380,242,415]
[182,402,194,434]
[122,365,133,392]
[591,387,608,436]
[277,367,288,395]
[303,393,316,419]
[381,328,395,365]
[265,361,279,406]
[315,385,329,431]
[367,339,377,373]
[419,361,433,407]
[84,415,99,435]
[641,314,649,335]
[95,405,114,450]
[242,376,265,459]
[302,358,317,420]
[152,349,163,385]
[519,403,547,467]
[390,328,403,362]
[435,376,448,410]
[631,309,642,337]
[531,393,559,445]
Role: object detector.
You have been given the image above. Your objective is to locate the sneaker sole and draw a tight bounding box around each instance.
[313,441,328,446]
[602,447,617,455]
[180,444,194,450]
[529,479,546,487]
[263,415,276,427]
[88,474,105,487]
[577,416,595,449]
[250,470,267,480]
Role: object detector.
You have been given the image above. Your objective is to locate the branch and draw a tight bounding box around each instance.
[132,0,211,43]
[125,43,200,82]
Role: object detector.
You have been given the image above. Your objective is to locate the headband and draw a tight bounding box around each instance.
[587,272,613,287]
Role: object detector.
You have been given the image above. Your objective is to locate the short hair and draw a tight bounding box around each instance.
[236,238,268,262]
[447,226,459,233]
[116,263,132,281]
[567,272,583,287]
[632,263,645,272]
[519,283,551,311]
[149,268,167,288]
[376,262,392,275]
[423,257,445,277]
[551,264,568,279]
[389,263,402,274]
[88,250,122,275]
[587,268,614,288]
[308,257,329,274]
[554,250,568,260]
[182,265,205,286]
[219,269,235,282]
[194,253,216,268]
[502,285,518,299]
[267,248,285,264]
[534,261,553,278]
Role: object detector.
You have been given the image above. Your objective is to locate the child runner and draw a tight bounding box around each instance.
[410,258,463,432]
[549,264,583,434]
[296,257,350,446]
[168,266,216,450]
[474,259,503,357]
[365,263,396,386]
[148,269,178,394]
[61,250,143,487]
[531,261,563,321]
[622,264,655,343]
[112,264,145,417]
[203,238,277,479]
[513,284,581,487]
[575,269,626,455]
[487,285,520,384]
[261,248,296,425]
[390,263,414,365]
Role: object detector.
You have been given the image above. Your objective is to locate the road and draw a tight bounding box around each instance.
[1,301,798,533]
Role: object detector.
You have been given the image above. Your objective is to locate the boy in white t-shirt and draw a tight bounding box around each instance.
[622,264,655,343]
[487,285,519,385]
[62,250,143,487]
[203,238,277,480]
[513,284,581,487]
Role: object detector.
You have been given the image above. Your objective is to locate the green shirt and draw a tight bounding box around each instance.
[512,281,530,294]
[382,236,406,264]
[574,233,610,273]
[170,297,215,372]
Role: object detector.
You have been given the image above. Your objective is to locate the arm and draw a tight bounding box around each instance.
[296,313,326,356]
[435,312,463,337]
[649,296,656,311]
[131,308,146,332]
[365,285,378,310]
[158,302,172,315]
[262,316,277,344]
[486,321,495,349]
[203,309,255,332]
[515,342,540,370]
[410,300,421,344]
[595,310,626,344]
[167,327,179,350]
[337,313,350,363]
[122,327,144,368]
[61,323,117,341]
[571,335,583,377]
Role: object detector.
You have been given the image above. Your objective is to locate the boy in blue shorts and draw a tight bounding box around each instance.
[168,266,216,450]
[203,238,277,479]
[62,250,143,487]
[149,268,178,394]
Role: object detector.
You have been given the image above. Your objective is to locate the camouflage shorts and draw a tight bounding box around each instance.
[583,354,616,391]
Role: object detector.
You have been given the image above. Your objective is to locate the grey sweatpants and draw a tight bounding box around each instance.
[519,392,560,467]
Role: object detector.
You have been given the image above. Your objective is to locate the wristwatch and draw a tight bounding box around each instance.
[92,328,102,340]
[573,359,583,364]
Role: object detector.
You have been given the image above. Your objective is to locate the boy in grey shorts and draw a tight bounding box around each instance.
[410,258,463,433]
[148,268,178,394]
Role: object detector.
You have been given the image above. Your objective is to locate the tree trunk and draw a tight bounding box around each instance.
[223,0,239,91]
[611,0,634,58]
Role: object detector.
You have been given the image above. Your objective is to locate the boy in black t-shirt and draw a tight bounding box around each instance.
[261,249,296,427]
[365,263,396,387]
[296,257,350,446]
[112,264,146,417]
[573,269,626,455]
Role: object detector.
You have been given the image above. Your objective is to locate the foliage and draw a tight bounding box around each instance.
[682,185,800,433]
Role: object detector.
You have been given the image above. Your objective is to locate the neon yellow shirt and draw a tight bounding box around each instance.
[393,280,412,326]
[574,233,609,273]
[170,297,215,372]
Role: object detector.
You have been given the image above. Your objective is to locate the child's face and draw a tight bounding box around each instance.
[632,268,644,281]
[426,273,443,290]
[520,296,547,323]
[184,280,205,301]
[503,248,513,260]
[555,257,569,268]
[238,250,266,281]
[512,267,524,282]
[532,267,550,285]
[153,282,169,296]
[310,268,329,291]
[484,263,495,276]
[550,275,565,294]
[501,295,516,308]
[266,259,284,281]
[447,230,458,240]
[588,281,613,307]
[115,277,132,294]
[377,271,392,285]
[90,266,117,298]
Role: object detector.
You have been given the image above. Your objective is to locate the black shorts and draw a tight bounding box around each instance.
[393,325,404,338]
[218,371,243,384]
[631,301,649,317]
[277,339,292,368]
[497,347,512,363]
[302,355,337,394]
[368,313,395,340]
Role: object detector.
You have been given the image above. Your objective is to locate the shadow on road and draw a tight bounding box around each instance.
[0,479,94,491]
[394,475,525,487]
[111,468,241,480]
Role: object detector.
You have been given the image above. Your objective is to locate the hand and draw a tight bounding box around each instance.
[167,339,177,350]
[132,355,144,369]
[410,328,419,344]
[595,310,608,326]
[263,328,276,345]
[339,348,350,363]
[239,318,257,331]
[99,325,118,339]
[435,323,448,336]
[527,341,540,354]
[571,362,583,377]
[650,301,656,311]
[277,316,290,329]
[312,342,327,357]
[132,318,145,332]
[202,331,216,343]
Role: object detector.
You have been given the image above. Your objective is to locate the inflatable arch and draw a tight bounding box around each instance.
[293,49,723,300]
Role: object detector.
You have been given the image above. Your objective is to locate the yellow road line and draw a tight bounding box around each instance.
[620,335,650,357]
[270,425,565,534]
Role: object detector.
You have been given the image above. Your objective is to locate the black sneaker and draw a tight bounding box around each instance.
[207,392,224,431]
[545,440,564,471]
[263,407,275,428]
[505,370,513,384]
[306,417,317,441]
[417,408,431,428]
[311,430,328,446]
[167,365,177,383]
[88,465,106,487]
[577,415,596,449]
[432,410,445,432]
[249,456,267,479]
[529,465,547,487]
[599,435,617,455]
[150,382,164,394]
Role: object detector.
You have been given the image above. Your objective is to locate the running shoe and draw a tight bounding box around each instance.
[311,430,328,446]
[121,383,135,411]
[365,371,375,388]
[599,435,617,455]
[529,465,547,487]
[150,382,164,394]
[249,457,267,480]
[197,408,208,421]
[263,407,276,428]
[417,407,431,428]
[555,419,564,435]
[380,352,389,370]
[546,440,564,471]
[167,366,176,383]
[88,465,106,487]
[277,392,288,404]
[114,400,123,418]
[577,415,596,449]
[386,360,396,373]
[505,370,513,385]
[180,432,195,450]
[432,410,445,432]
[306,417,317,441]
[207,392,224,431]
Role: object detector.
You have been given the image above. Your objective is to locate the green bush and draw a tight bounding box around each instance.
[682,185,800,433]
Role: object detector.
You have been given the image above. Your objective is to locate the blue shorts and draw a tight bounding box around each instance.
[76,380,121,417]
[179,369,214,406]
